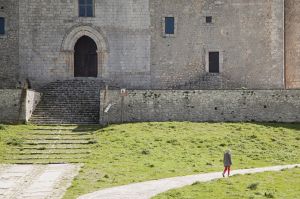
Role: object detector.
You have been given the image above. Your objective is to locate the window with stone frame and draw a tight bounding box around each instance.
[165,17,175,34]
[0,17,4,35]
[79,0,94,17]
[209,52,220,73]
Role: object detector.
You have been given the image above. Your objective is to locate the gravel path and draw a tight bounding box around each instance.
[78,164,300,199]
[0,164,80,199]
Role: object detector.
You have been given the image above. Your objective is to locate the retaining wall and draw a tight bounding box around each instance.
[0,89,41,123]
[100,90,300,124]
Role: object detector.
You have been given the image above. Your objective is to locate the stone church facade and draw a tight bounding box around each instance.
[1,0,299,90]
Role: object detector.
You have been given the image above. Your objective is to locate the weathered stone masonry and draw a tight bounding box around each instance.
[0,89,40,123]
[100,90,300,124]
[2,0,297,90]
[0,0,300,124]
[0,0,19,88]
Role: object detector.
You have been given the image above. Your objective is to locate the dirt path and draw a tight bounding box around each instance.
[0,164,80,199]
[78,164,300,199]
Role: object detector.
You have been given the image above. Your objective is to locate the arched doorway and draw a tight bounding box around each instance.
[74,36,98,77]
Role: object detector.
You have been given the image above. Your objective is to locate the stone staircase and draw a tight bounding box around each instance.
[30,79,105,124]
[6,126,98,164]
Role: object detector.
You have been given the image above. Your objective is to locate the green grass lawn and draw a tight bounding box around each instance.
[63,122,300,199]
[154,167,300,199]
[0,123,299,198]
[0,124,32,162]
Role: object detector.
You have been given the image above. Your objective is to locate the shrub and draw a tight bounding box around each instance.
[104,174,109,178]
[141,149,150,155]
[192,181,201,186]
[264,192,275,198]
[249,135,258,139]
[166,139,180,145]
[247,183,259,190]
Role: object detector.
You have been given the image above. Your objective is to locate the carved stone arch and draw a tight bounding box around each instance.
[61,25,109,78]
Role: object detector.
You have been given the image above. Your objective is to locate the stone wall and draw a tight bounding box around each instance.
[0,89,40,123]
[25,90,41,121]
[18,0,151,89]
[15,0,284,90]
[0,0,19,88]
[100,89,300,124]
[150,0,284,89]
[285,0,300,89]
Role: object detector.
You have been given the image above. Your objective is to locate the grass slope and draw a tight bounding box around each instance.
[63,122,300,199]
[0,125,98,164]
[0,124,32,162]
[154,167,300,199]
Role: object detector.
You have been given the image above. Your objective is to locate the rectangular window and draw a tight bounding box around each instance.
[206,16,212,23]
[0,17,4,35]
[79,0,94,17]
[209,52,220,73]
[165,17,175,35]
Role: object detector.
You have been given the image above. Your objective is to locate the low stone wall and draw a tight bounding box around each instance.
[25,90,41,122]
[100,90,300,124]
[0,89,41,123]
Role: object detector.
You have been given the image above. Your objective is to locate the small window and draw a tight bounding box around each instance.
[79,0,94,17]
[0,17,4,35]
[206,16,212,23]
[165,17,175,35]
[209,52,220,73]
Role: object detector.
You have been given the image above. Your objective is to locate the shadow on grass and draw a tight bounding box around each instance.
[32,122,300,132]
[72,125,103,132]
[254,122,300,131]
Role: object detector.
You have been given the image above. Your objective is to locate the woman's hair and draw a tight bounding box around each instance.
[225,149,231,153]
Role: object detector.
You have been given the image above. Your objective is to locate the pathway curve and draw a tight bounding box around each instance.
[0,164,81,199]
[78,164,300,199]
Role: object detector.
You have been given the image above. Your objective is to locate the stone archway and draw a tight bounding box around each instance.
[61,26,109,78]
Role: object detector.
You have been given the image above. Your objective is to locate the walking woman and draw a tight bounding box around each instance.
[222,149,232,177]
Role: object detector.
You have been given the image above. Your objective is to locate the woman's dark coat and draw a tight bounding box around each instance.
[223,152,232,167]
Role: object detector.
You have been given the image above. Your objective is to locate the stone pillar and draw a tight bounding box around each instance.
[285,0,300,89]
[64,50,75,75]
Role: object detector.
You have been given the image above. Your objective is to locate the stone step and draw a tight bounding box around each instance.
[30,116,98,119]
[31,115,99,118]
[30,120,98,123]
[37,99,99,102]
[6,155,86,164]
[24,137,92,141]
[30,120,98,124]
[30,116,98,120]
[7,155,88,160]
[23,140,95,144]
[30,79,104,124]
[29,132,93,136]
[30,120,99,123]
[5,159,85,164]
[18,144,91,150]
[10,150,91,155]
[32,111,99,114]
